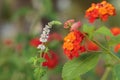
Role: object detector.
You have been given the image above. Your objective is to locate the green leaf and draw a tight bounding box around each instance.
[72,77,81,80]
[62,53,99,80]
[29,56,37,65]
[38,58,45,63]
[34,67,47,79]
[83,24,95,39]
[50,21,62,25]
[108,35,120,45]
[95,26,113,37]
[113,64,120,80]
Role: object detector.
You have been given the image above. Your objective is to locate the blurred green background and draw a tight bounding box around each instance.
[0,0,120,80]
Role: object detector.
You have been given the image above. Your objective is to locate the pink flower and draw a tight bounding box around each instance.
[70,21,82,31]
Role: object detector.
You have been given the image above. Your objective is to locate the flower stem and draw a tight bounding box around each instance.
[101,67,111,80]
[93,40,120,63]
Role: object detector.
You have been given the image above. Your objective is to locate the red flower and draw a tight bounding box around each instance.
[30,38,42,47]
[42,51,59,69]
[63,30,85,59]
[114,44,120,53]
[85,40,99,51]
[110,27,120,36]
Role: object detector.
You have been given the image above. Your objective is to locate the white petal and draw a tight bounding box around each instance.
[37,44,46,50]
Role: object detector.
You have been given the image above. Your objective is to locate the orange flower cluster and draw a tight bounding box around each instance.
[63,30,85,59]
[110,27,120,53]
[85,1,116,23]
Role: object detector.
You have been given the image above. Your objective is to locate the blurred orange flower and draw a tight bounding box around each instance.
[85,1,116,23]
[114,44,120,53]
[110,27,120,36]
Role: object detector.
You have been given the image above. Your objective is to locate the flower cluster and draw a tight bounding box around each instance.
[63,30,86,59]
[85,1,116,23]
[42,51,59,69]
[110,27,120,53]
[63,20,100,59]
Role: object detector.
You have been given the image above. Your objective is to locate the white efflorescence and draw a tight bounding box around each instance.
[40,25,51,42]
[37,44,46,51]
[37,24,52,51]
[37,21,61,51]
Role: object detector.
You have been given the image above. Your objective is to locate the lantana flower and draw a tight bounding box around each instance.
[63,19,101,59]
[63,30,86,59]
[85,1,116,23]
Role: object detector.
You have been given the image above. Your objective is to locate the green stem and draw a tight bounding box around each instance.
[101,67,111,80]
[93,40,120,63]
